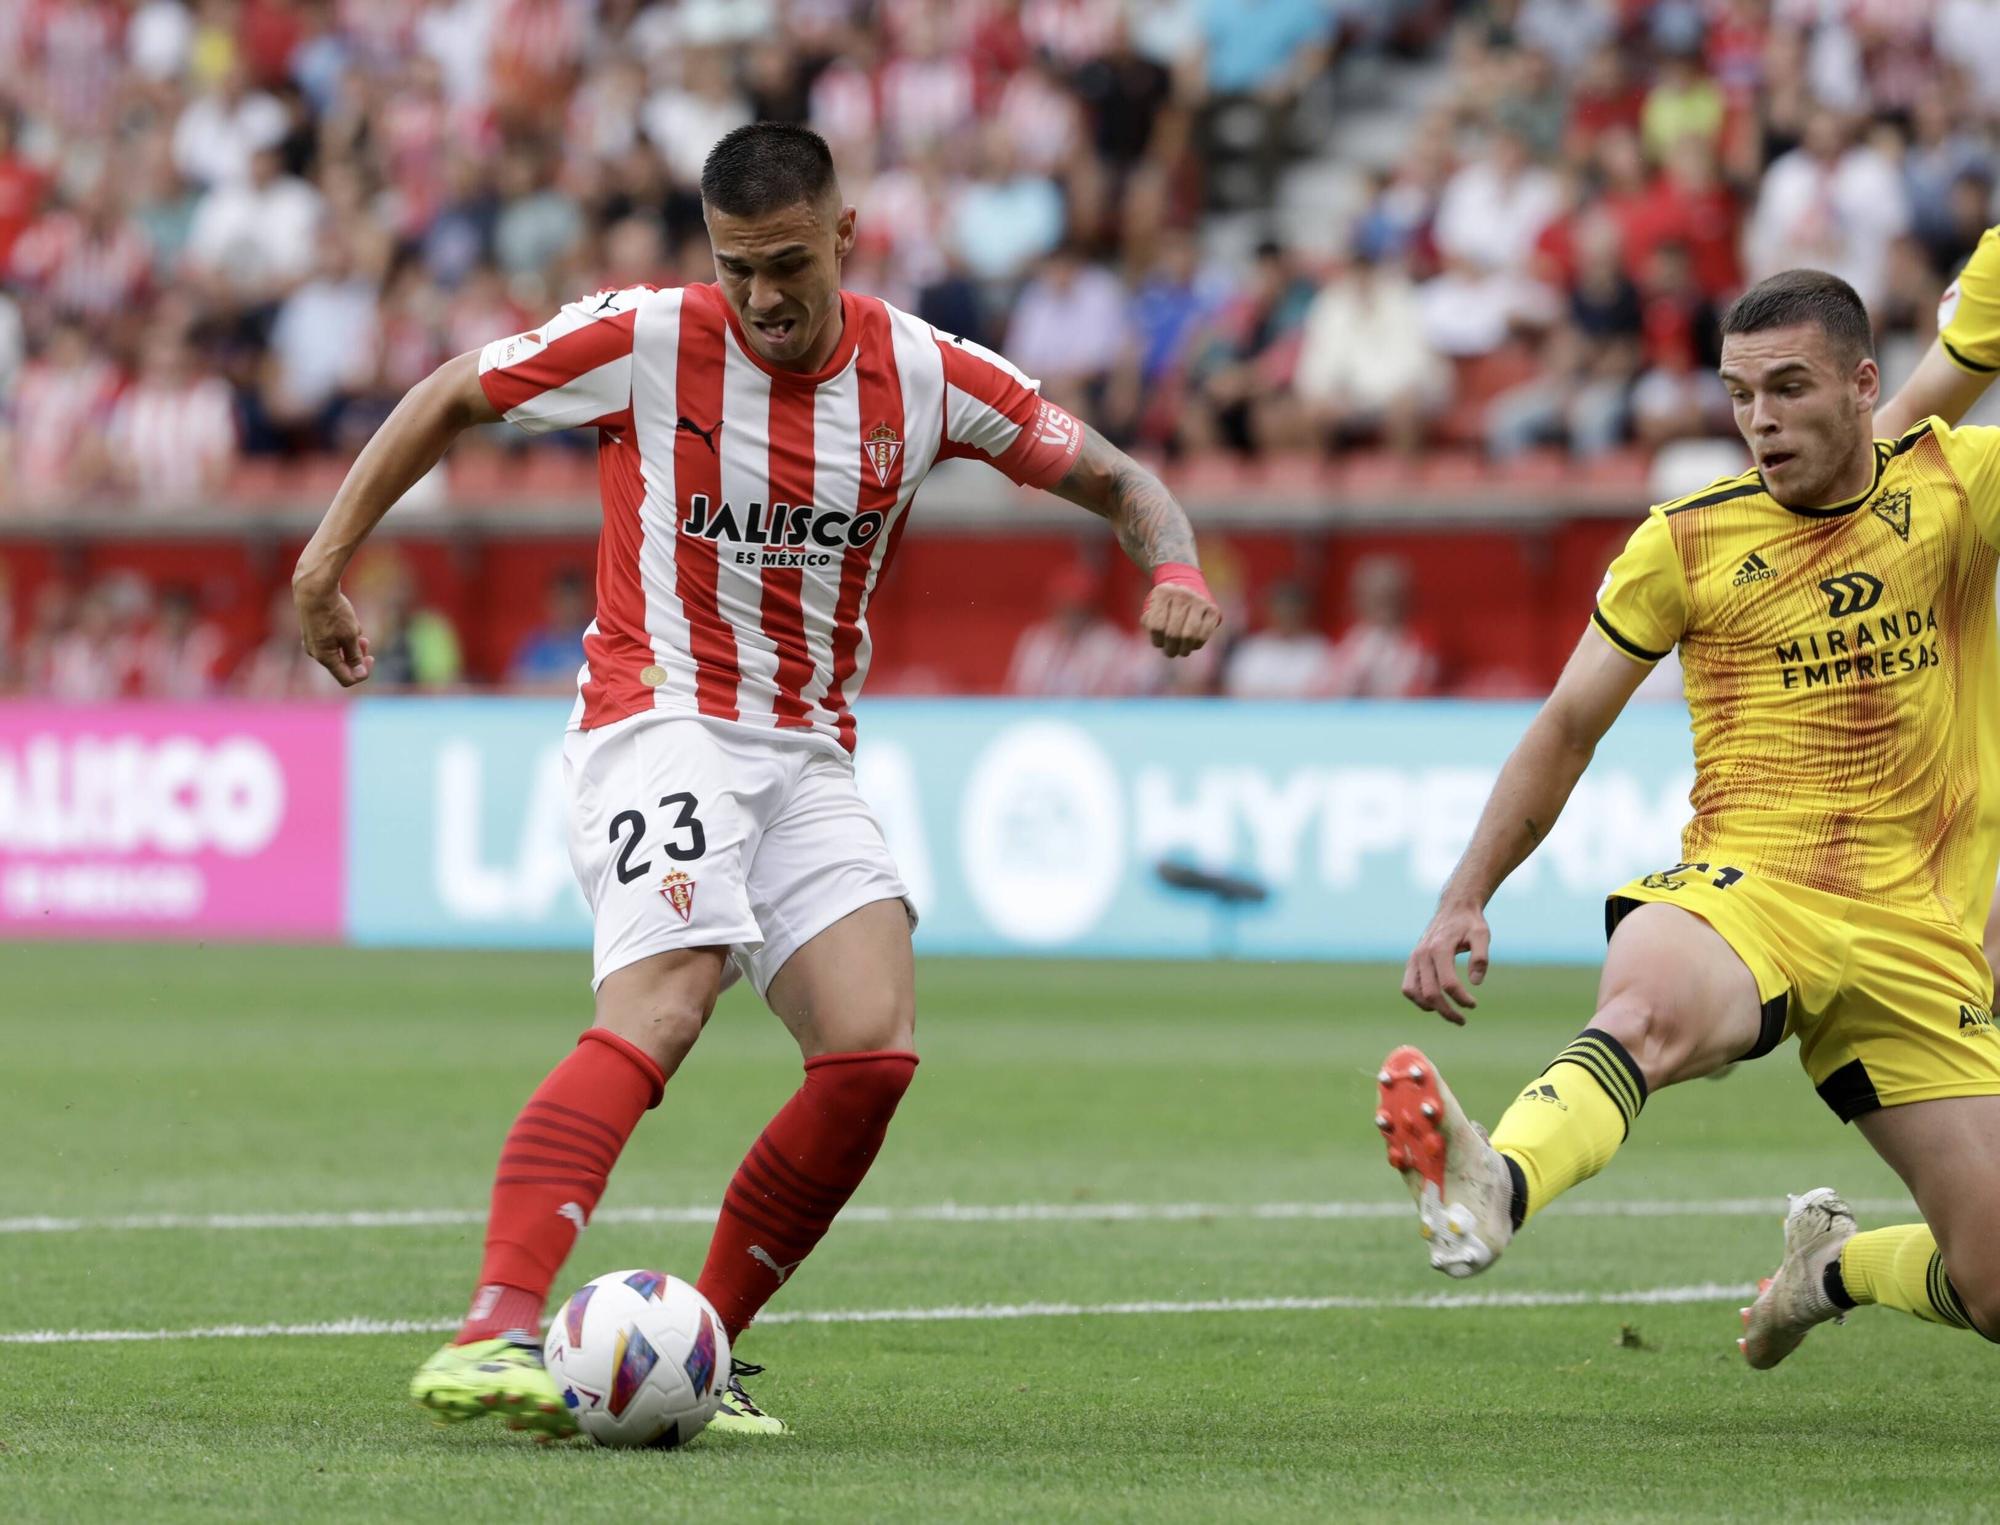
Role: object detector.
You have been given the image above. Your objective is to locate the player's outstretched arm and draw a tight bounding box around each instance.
[1875,339,1991,437]
[293,351,500,686]
[1879,226,2000,436]
[1047,424,1222,658]
[1402,629,1651,1024]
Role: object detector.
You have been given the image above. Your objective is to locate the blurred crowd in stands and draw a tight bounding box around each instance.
[1005,552,1442,698]
[2,0,1995,695]
[0,548,1453,698]
[0,553,596,697]
[0,0,1407,513]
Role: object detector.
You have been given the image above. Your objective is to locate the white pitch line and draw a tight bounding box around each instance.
[0,1282,1760,1347]
[0,1197,1916,1236]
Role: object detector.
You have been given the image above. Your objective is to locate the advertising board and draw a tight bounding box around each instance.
[0,705,347,940]
[342,699,1696,963]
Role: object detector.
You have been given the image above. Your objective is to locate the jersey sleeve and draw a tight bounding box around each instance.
[476,285,650,434]
[1932,421,2000,551]
[1938,227,2000,376]
[1591,508,1687,663]
[932,330,1086,488]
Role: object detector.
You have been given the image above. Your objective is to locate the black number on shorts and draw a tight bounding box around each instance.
[610,810,651,885]
[1642,860,1743,893]
[610,795,705,883]
[659,792,706,861]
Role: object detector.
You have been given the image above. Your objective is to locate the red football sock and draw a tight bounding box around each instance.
[456,1028,666,1344]
[697,1050,918,1337]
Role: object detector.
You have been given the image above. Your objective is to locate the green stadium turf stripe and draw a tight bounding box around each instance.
[0,1282,1764,1345]
[0,1197,1918,1234]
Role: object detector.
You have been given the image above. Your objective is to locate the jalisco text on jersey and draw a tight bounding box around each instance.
[679,494,888,550]
[1775,604,1942,690]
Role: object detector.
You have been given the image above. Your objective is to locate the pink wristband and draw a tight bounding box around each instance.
[1152,562,1211,600]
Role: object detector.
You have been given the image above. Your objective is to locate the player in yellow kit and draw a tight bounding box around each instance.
[1876,223,2000,972]
[1886,225,2000,429]
[1375,269,2000,1368]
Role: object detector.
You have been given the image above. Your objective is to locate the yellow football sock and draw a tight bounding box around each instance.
[1837,1225,1980,1331]
[1489,1028,1648,1227]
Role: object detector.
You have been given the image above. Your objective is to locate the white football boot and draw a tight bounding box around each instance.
[1739,1186,1855,1369]
[1375,1045,1516,1278]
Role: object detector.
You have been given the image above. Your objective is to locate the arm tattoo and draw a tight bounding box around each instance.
[1051,425,1200,574]
[1524,817,1542,844]
[1104,460,1200,572]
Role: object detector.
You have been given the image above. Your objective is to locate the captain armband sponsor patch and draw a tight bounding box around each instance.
[1032,398,1081,454]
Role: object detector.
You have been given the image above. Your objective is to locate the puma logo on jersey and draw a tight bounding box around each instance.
[557,1202,588,1233]
[676,415,722,453]
[1733,552,1776,587]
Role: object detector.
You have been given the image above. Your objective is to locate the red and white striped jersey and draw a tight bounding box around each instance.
[477,281,1085,751]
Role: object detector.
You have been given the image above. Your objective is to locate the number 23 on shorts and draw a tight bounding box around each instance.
[609,792,709,885]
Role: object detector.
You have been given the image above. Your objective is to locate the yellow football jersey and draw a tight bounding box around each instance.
[1939,225,2000,375]
[1594,418,2000,943]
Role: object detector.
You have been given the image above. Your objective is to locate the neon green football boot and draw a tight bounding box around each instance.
[706,1359,789,1435]
[410,1335,578,1438]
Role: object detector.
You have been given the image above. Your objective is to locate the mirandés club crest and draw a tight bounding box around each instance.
[864,422,902,489]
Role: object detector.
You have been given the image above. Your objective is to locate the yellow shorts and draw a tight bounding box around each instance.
[1606,860,2000,1122]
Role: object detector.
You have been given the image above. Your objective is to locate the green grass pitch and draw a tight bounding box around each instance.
[2,945,1992,1523]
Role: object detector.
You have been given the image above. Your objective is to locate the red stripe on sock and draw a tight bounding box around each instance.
[513,1114,623,1149]
[697,1051,917,1337]
[507,1132,617,1169]
[747,1132,850,1197]
[459,1030,666,1343]
[522,1099,629,1146]
[745,1138,852,1215]
[715,1195,798,1242]
[497,1153,611,1173]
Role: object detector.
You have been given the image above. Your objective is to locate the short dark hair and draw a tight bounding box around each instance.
[1720,269,1874,363]
[700,122,838,218]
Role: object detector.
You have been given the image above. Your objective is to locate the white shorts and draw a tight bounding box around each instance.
[564,713,911,996]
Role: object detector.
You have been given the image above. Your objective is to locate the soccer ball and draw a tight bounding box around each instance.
[543,1269,730,1448]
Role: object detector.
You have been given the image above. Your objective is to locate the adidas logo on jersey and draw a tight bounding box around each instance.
[1733,552,1777,587]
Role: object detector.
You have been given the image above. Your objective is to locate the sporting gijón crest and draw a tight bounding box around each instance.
[660,871,695,923]
[864,421,903,488]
